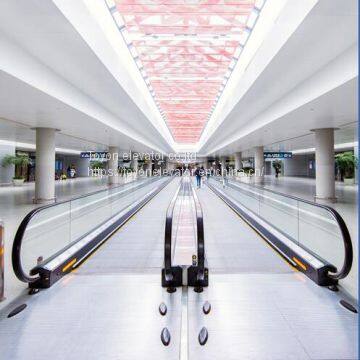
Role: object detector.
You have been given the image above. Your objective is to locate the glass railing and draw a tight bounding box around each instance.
[13,176,170,283]
[208,177,352,281]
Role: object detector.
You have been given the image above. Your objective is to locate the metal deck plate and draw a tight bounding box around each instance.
[188,273,358,360]
[0,274,182,360]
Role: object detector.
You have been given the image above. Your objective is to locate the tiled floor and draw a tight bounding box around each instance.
[0,274,182,360]
[188,273,358,360]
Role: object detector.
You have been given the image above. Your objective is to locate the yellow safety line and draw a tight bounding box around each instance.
[62,258,77,272]
[292,257,307,271]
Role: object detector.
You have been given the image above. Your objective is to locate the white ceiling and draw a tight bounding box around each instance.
[0,0,174,154]
[210,77,358,157]
[0,0,357,156]
[200,0,358,156]
[0,117,106,152]
[0,70,165,153]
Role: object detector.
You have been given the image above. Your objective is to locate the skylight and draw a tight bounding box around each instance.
[106,0,266,144]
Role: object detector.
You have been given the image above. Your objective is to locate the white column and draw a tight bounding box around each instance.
[234,152,242,171]
[132,157,139,172]
[354,144,358,185]
[314,128,336,203]
[148,161,153,176]
[132,157,139,180]
[166,158,172,173]
[254,146,264,183]
[108,146,119,185]
[142,161,148,176]
[220,156,226,176]
[203,157,208,169]
[34,128,56,204]
[161,157,166,174]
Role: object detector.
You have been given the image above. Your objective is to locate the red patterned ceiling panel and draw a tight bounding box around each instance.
[110,0,264,143]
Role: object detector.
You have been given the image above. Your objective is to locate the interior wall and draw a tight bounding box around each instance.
[61,155,91,177]
[0,144,15,184]
[283,154,315,177]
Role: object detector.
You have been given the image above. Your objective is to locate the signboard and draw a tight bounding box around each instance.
[264,152,292,159]
[80,152,108,159]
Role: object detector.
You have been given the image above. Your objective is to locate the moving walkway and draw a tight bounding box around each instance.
[192,177,357,359]
[206,176,353,286]
[2,176,183,360]
[0,174,357,359]
[162,176,208,293]
[12,176,173,289]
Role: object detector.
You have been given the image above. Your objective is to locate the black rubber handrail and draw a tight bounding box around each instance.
[163,183,181,282]
[12,176,161,284]
[191,184,205,282]
[164,177,206,283]
[212,176,353,281]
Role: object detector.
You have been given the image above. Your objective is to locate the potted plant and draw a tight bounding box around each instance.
[12,176,25,186]
[90,160,104,170]
[239,166,254,183]
[335,151,357,185]
[242,166,254,176]
[124,167,136,183]
[2,154,30,186]
[272,160,282,178]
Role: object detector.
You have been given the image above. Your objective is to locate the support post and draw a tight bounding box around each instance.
[234,152,242,175]
[34,128,56,204]
[313,128,337,203]
[220,157,226,176]
[108,146,119,185]
[254,146,264,184]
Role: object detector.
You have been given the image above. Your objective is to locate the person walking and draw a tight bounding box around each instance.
[222,165,228,188]
[200,166,205,185]
[195,166,201,189]
[206,167,211,181]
